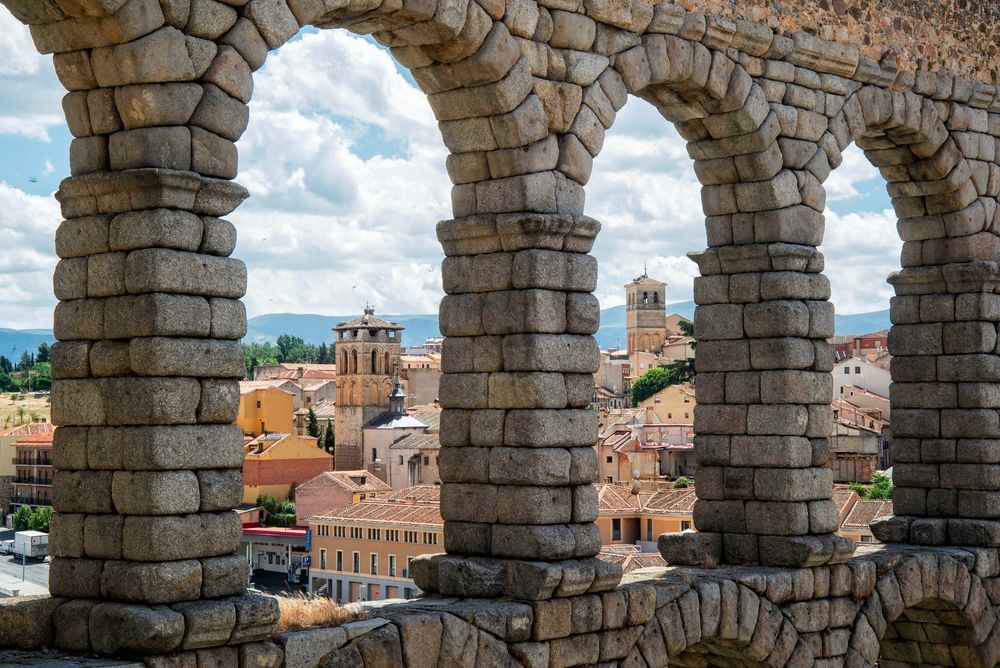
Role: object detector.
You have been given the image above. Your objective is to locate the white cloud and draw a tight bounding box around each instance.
[0,182,61,329]
[825,144,881,201]
[0,8,66,141]
[233,30,451,318]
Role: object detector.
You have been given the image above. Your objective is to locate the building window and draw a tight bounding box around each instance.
[423,456,429,465]
[844,367,850,374]
[681,521,691,531]
[320,549,327,570]
[389,555,396,577]
[612,518,621,541]
[855,366,861,374]
[336,550,343,571]
[684,413,689,419]
[372,448,377,463]
[370,553,378,575]
[352,552,360,573]
[667,413,672,419]
[256,401,261,408]
[861,535,872,543]
[399,455,404,465]
[606,456,613,463]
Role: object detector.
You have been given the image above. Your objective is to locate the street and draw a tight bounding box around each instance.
[0,553,48,592]
[0,529,48,595]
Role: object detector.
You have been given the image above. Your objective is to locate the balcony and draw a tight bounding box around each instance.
[10,496,50,507]
[13,477,52,486]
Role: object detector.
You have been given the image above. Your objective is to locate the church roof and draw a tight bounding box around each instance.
[366,411,428,430]
[334,307,403,331]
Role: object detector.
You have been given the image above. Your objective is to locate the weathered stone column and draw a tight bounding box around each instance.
[3,0,284,655]
[875,265,1000,545]
[412,211,622,599]
[663,202,855,567]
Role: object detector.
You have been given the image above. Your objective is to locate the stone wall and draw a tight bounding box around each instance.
[4,543,1000,666]
[682,0,1000,82]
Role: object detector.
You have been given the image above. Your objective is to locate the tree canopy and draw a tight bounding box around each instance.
[849,471,893,500]
[243,334,333,378]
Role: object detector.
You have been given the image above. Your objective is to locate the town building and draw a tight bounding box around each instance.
[333,308,403,470]
[838,498,892,544]
[242,432,333,504]
[624,272,693,360]
[597,405,696,484]
[237,381,297,437]
[307,486,442,602]
[293,399,335,438]
[363,400,442,490]
[11,431,55,513]
[0,421,53,517]
[829,332,888,361]
[832,355,892,399]
[637,383,695,423]
[593,350,631,410]
[294,470,392,526]
[399,366,440,408]
[254,362,339,382]
[829,399,891,481]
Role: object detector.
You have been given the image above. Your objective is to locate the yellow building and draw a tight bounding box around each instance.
[0,421,53,479]
[242,432,333,503]
[595,484,696,546]
[307,486,442,602]
[238,382,296,437]
[637,383,696,424]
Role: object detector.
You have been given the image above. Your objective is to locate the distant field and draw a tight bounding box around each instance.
[0,392,51,428]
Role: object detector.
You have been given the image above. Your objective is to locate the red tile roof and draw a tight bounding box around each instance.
[14,432,55,445]
[841,499,893,530]
[0,422,54,438]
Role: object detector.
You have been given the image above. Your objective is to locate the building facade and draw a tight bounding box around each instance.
[333,308,403,470]
[11,431,54,513]
[307,487,442,602]
[625,273,668,356]
[242,432,333,503]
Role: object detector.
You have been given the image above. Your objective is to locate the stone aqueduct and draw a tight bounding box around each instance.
[1,0,1000,665]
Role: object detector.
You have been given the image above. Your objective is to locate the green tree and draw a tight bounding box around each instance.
[0,356,12,373]
[11,506,31,531]
[257,494,296,527]
[674,476,692,489]
[631,367,671,404]
[306,408,320,438]
[850,471,893,500]
[17,351,31,371]
[318,342,329,364]
[35,343,50,364]
[324,421,335,455]
[28,507,51,532]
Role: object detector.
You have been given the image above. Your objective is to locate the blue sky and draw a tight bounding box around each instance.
[0,9,898,330]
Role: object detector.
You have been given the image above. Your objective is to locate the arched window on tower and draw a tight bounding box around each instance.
[653,292,659,304]
[371,349,378,374]
[385,350,392,376]
[642,291,648,304]
[341,350,348,372]
[351,349,358,374]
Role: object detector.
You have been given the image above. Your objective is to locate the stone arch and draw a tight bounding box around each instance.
[848,551,1000,667]
[627,581,815,667]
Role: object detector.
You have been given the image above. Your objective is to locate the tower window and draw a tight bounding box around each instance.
[653,292,659,304]
[642,291,648,304]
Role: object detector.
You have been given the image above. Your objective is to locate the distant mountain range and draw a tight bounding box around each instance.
[0,304,893,358]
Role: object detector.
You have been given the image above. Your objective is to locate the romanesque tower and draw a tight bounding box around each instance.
[625,271,667,356]
[333,307,403,470]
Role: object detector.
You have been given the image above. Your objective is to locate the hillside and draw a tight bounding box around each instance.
[0,305,892,357]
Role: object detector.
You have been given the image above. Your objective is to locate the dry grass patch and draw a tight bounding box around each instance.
[275,593,368,632]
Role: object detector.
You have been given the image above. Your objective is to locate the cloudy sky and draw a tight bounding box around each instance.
[0,12,899,330]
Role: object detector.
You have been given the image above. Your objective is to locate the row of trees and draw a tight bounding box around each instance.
[243,335,333,378]
[0,344,53,392]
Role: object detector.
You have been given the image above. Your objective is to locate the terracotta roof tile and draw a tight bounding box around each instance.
[841,499,893,529]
